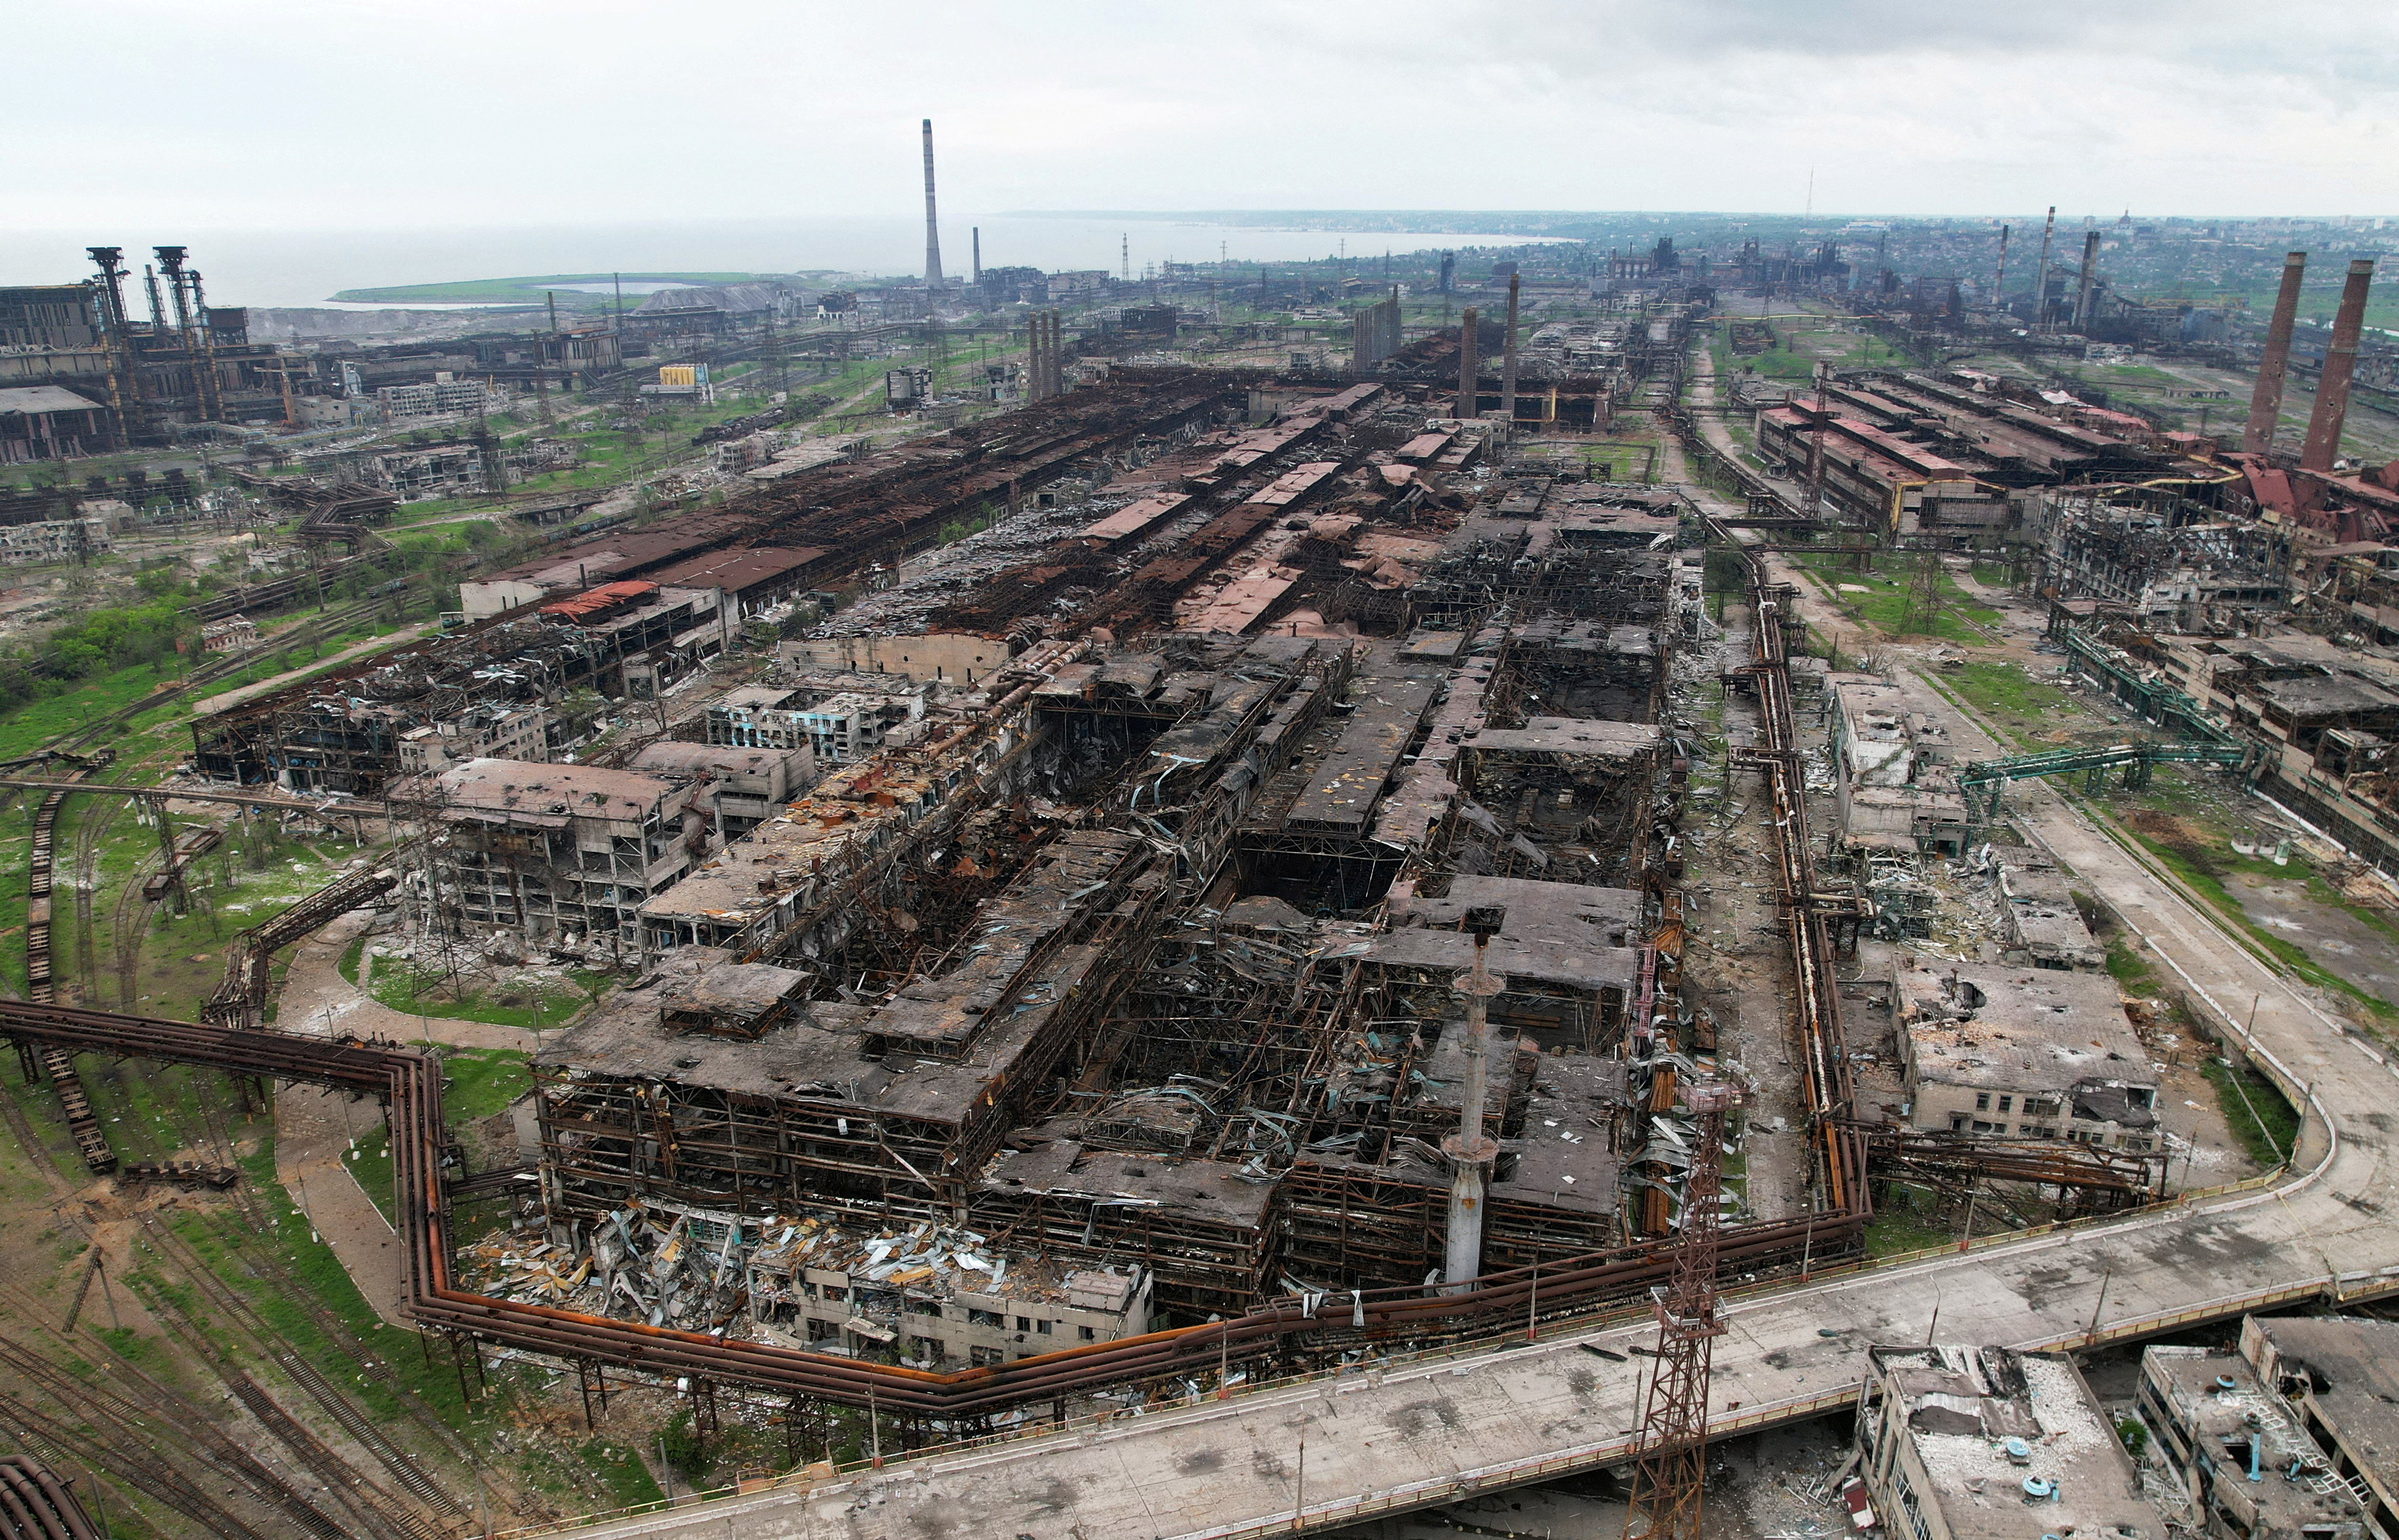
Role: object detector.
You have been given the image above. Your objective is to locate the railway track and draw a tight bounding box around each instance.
[64,791,122,1004]
[0,1310,359,1540]
[24,753,116,1172]
[0,998,1864,1420]
[106,1260,435,1540]
[139,1214,470,1524]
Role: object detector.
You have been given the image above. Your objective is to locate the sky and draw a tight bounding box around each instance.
[8,0,2395,234]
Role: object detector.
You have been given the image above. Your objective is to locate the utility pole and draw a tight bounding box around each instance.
[1621,1080,1739,1540]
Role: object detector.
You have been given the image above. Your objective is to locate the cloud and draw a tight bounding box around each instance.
[3,0,2392,232]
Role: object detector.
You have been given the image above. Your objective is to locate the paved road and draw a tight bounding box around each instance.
[543,426,2399,1540]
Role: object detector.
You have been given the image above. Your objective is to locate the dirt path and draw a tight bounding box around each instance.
[275,1083,407,1328]
[271,908,545,1329]
[193,621,439,718]
[276,907,545,1053]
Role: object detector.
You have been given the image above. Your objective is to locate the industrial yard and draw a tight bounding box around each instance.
[0,27,2397,1535]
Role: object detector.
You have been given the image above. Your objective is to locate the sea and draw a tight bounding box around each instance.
[0,214,1565,311]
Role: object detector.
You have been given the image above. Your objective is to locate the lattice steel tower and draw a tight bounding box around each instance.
[1621,1078,1738,1540]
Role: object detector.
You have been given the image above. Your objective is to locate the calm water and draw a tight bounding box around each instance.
[0,215,1562,309]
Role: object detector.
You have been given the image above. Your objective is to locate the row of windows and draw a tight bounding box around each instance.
[792,1284,1104,1341]
[1947,1113,2153,1151]
[1974,1092,2062,1117]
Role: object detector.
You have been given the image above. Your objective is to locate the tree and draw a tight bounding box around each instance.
[555,688,607,741]
[1902,552,1946,637]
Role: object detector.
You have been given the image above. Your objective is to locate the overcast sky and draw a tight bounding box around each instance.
[11,0,2395,231]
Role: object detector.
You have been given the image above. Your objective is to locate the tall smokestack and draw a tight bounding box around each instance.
[2242,252,2307,456]
[2033,207,2056,329]
[921,118,944,288]
[1500,274,1521,423]
[2071,229,2101,333]
[972,227,981,286]
[1456,306,1479,419]
[2300,258,2377,472]
[1992,225,2010,312]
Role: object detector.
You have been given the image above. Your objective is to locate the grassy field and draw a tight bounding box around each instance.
[1939,659,2085,749]
[339,935,611,1032]
[2117,806,2399,1027]
[347,1045,530,1224]
[1794,554,2001,645]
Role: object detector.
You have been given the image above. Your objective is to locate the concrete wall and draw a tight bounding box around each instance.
[783,633,1013,685]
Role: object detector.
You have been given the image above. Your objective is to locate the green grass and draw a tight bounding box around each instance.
[2083,363,2182,386]
[2105,937,2158,990]
[1796,558,1996,644]
[2200,1055,2300,1168]
[443,1047,533,1121]
[344,1046,529,1225]
[347,1125,396,1223]
[192,1142,482,1422]
[352,943,611,1031]
[0,658,186,761]
[1864,1197,1954,1257]
[1941,659,2083,749]
[578,1441,666,1509]
[2119,821,2399,1024]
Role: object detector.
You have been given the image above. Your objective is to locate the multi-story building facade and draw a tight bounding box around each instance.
[405,759,697,964]
[1893,957,2161,1151]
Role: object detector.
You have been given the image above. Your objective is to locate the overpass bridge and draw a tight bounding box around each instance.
[535,727,2399,1540]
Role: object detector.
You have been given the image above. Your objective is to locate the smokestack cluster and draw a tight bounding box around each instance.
[1026,309,1064,401]
[2300,259,2377,472]
[921,118,944,288]
[2243,252,2308,456]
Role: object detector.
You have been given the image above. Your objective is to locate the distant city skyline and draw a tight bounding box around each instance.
[8,0,2393,234]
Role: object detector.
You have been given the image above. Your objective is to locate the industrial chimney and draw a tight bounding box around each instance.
[2032,207,2056,329]
[921,118,944,289]
[2242,252,2307,456]
[2300,258,2377,472]
[1456,307,1479,419]
[2071,229,2102,333]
